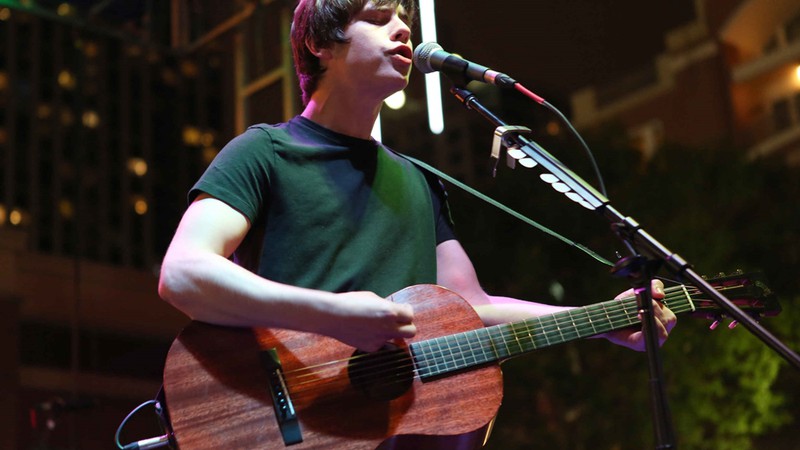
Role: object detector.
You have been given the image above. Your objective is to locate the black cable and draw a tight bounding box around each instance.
[514,83,608,198]
[115,400,171,450]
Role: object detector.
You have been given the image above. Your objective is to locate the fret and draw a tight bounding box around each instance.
[554,311,580,342]
[471,329,492,365]
[536,316,551,347]
[486,326,507,360]
[553,315,566,342]
[443,335,460,371]
[506,323,523,355]
[447,333,468,369]
[598,302,615,333]
[583,307,598,335]
[432,337,447,376]
[679,284,694,311]
[411,340,434,378]
[409,343,427,377]
[499,324,513,357]
[522,321,536,353]
[565,309,580,337]
[622,298,638,325]
[463,331,481,366]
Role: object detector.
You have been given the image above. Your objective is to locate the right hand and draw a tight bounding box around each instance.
[323,291,416,352]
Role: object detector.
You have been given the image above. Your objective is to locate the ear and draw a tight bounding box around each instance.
[306,38,333,61]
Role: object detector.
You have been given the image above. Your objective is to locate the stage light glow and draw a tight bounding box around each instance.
[419,0,444,134]
[384,90,406,110]
[372,114,382,141]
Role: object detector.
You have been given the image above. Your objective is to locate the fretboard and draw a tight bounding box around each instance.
[411,285,696,380]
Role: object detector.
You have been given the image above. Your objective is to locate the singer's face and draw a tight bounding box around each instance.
[325,2,413,98]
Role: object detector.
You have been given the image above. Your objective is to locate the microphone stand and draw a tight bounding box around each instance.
[443,84,800,449]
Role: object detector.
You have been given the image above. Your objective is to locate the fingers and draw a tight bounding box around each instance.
[396,323,417,339]
[650,299,677,346]
[392,304,416,338]
[652,279,665,299]
[394,303,414,324]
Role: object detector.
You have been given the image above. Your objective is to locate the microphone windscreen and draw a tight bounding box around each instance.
[412,42,443,74]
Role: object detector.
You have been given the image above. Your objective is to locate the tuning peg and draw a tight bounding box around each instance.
[728,320,738,329]
[709,320,720,330]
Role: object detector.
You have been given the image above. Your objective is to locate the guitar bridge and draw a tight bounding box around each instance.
[259,348,302,446]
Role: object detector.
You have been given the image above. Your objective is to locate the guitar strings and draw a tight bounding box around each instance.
[282,286,697,393]
[279,284,716,401]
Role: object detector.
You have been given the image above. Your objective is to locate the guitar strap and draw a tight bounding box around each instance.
[397,153,614,268]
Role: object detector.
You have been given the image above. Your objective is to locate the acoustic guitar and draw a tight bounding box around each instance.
[162,272,778,449]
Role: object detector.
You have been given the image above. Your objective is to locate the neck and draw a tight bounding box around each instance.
[301,85,387,140]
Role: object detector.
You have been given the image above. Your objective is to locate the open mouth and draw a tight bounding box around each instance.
[390,45,413,62]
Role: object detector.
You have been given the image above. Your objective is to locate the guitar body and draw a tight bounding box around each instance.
[162,285,504,449]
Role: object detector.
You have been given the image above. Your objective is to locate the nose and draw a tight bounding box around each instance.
[391,17,411,43]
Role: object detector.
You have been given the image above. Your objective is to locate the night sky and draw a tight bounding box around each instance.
[433,0,696,100]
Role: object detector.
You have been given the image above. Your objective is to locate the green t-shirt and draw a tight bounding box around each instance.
[190,116,454,297]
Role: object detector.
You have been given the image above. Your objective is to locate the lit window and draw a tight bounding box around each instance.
[201,131,215,147]
[57,3,74,17]
[182,126,202,146]
[9,209,24,226]
[181,61,199,78]
[58,70,77,89]
[58,199,74,219]
[126,46,142,57]
[83,41,99,58]
[133,197,148,215]
[82,110,101,128]
[36,103,52,119]
[127,158,148,176]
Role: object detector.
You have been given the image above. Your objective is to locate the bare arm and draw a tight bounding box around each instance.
[158,194,416,351]
[435,239,676,351]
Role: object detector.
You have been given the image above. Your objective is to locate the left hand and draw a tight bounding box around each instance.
[602,280,678,351]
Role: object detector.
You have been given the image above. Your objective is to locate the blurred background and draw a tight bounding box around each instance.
[1,0,799,449]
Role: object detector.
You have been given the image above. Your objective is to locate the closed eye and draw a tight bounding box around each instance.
[360,9,392,25]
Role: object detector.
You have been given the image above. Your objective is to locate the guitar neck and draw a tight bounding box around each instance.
[411,285,697,380]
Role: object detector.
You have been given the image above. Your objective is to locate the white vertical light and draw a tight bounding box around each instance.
[372,113,382,141]
[419,0,444,134]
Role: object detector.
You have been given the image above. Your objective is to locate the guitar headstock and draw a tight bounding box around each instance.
[685,271,781,329]
[665,271,781,329]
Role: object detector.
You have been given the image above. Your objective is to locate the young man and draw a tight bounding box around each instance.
[158,0,675,358]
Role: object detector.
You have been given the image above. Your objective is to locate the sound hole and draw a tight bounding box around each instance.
[348,343,414,401]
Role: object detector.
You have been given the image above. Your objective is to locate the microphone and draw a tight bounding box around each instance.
[413,42,516,88]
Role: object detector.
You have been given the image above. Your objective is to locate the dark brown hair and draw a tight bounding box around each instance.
[291,0,417,105]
